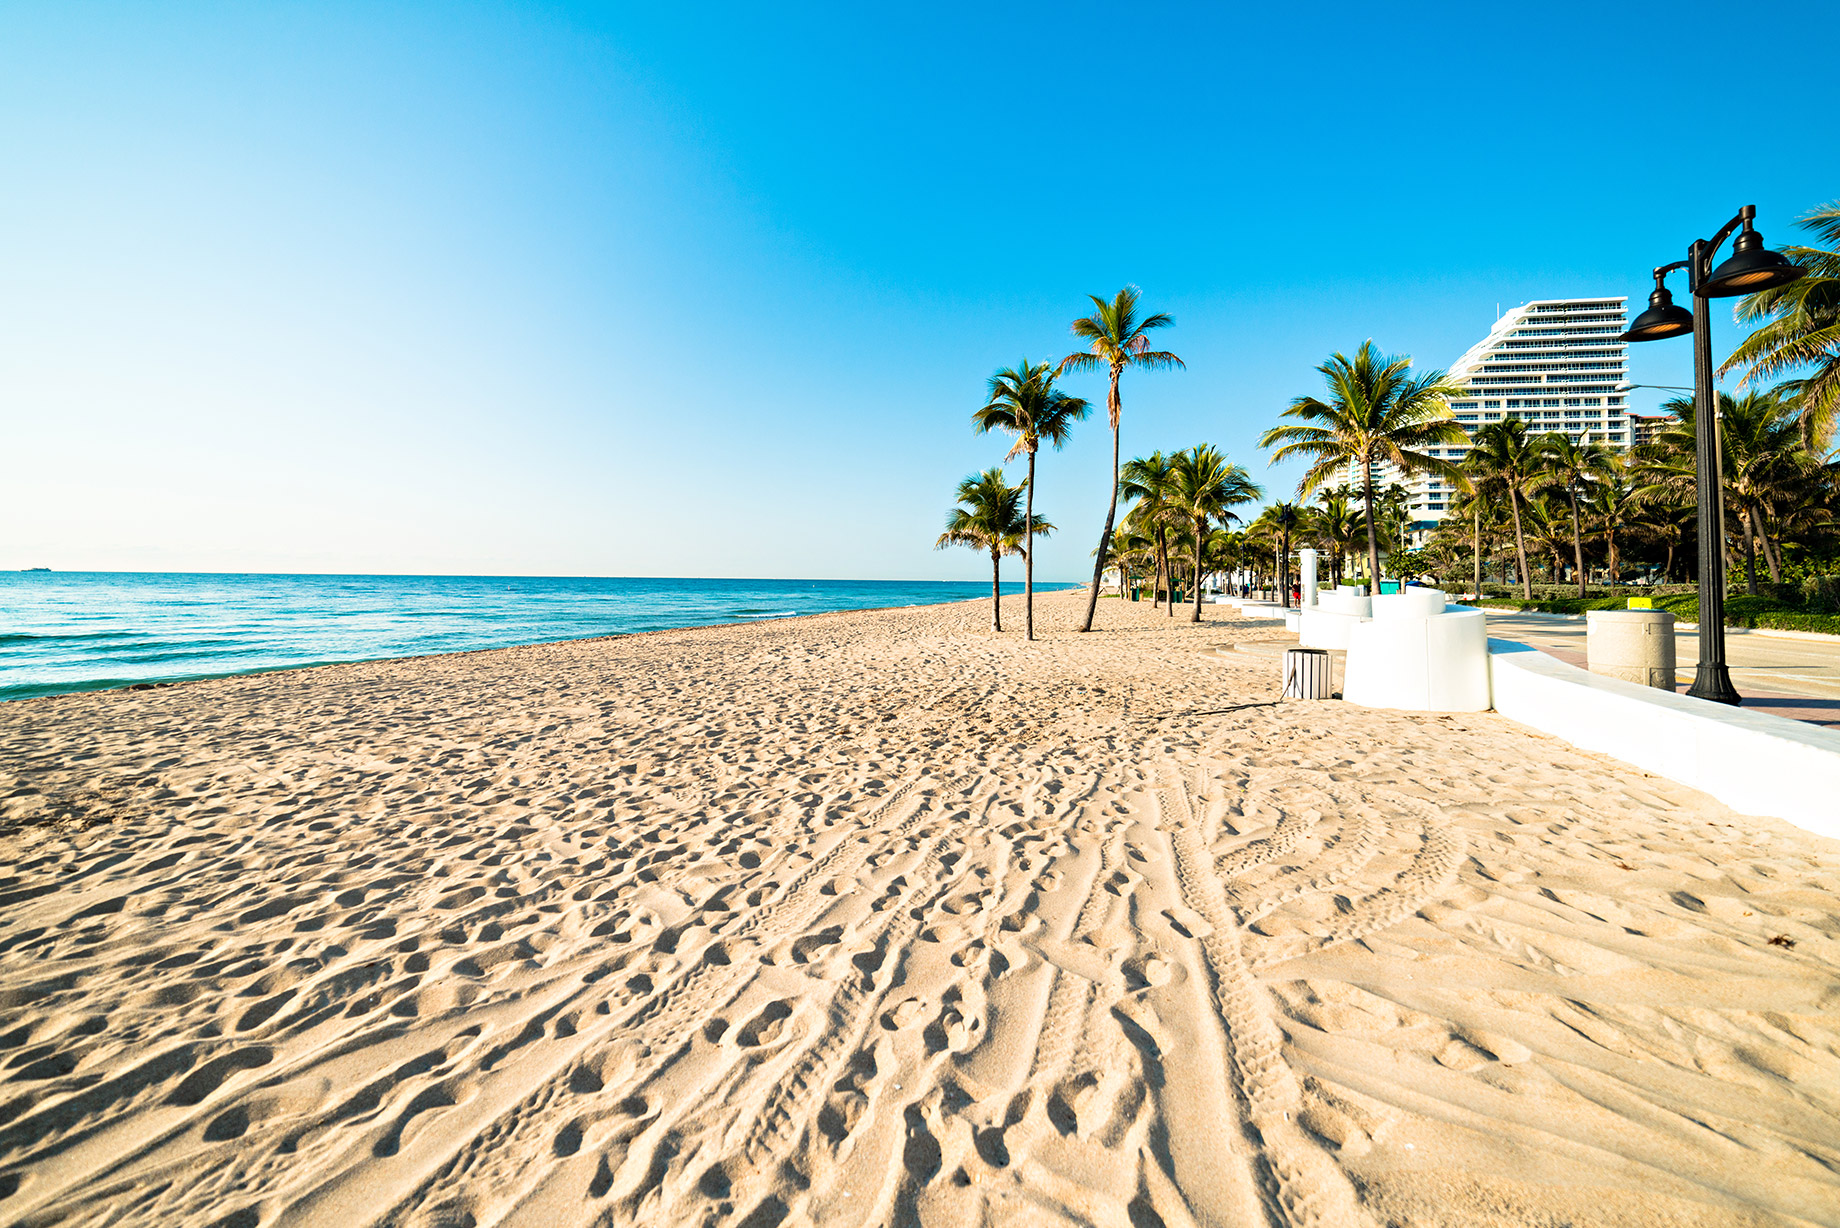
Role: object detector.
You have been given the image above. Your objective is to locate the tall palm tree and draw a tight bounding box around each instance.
[1259,341,1467,594]
[1723,201,1840,446]
[1121,451,1181,615]
[1060,287,1184,632]
[935,469,1052,632]
[1464,419,1551,598]
[1539,434,1617,595]
[1171,445,1264,621]
[972,359,1091,641]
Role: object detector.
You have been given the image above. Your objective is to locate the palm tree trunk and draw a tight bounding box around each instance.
[991,547,1002,632]
[1741,507,1759,595]
[1570,495,1586,598]
[1762,521,1783,583]
[1362,467,1381,596]
[1472,508,1486,603]
[1160,528,1174,617]
[1024,449,1036,642]
[1152,529,1163,608]
[1607,526,1619,585]
[1191,517,1205,622]
[1279,527,1291,606]
[1079,369,1123,633]
[1508,491,1532,600]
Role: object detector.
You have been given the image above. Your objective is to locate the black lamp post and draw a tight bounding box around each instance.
[1620,205,1803,705]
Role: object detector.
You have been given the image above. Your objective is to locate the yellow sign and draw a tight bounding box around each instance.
[1627,597,1653,609]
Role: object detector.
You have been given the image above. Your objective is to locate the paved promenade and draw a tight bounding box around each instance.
[1485,611,1840,728]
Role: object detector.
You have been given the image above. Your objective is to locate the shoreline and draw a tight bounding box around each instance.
[3,585,1086,706]
[3,588,1835,1226]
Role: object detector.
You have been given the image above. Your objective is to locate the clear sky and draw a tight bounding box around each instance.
[3,2,1834,581]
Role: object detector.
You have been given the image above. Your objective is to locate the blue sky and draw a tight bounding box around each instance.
[3,1,1834,580]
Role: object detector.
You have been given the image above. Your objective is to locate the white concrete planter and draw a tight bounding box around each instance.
[1299,609,1365,650]
[1342,592,1492,712]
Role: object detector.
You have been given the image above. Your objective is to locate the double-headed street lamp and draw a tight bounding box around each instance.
[1620,206,1803,705]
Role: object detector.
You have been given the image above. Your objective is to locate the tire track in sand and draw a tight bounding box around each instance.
[1156,760,1374,1228]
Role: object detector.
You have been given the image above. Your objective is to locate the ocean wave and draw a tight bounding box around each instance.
[730,609,797,619]
[0,630,144,644]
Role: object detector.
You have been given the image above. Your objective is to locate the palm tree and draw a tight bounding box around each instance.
[1723,201,1840,446]
[1311,490,1362,585]
[1171,445,1263,620]
[1635,389,1814,592]
[1445,486,1487,597]
[1585,466,1641,587]
[1373,482,1414,556]
[1539,434,1617,595]
[1060,287,1184,632]
[1266,502,1303,604]
[973,359,1091,641]
[1524,494,1573,583]
[1106,525,1157,601]
[1201,526,1245,594]
[1465,419,1546,599]
[1259,341,1467,594]
[935,469,1052,632]
[1121,451,1181,615]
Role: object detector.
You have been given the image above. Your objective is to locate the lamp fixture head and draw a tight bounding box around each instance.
[1621,276,1693,342]
[1703,221,1805,297]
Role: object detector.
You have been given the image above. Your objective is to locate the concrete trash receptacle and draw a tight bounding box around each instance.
[1586,608,1676,690]
[1283,648,1333,699]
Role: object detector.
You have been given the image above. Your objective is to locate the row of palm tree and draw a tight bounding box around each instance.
[939,287,1184,639]
[1115,446,1262,620]
[940,203,1839,626]
[1419,387,1839,597]
[1254,201,1840,598]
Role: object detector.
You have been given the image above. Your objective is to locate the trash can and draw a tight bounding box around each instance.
[1586,608,1676,690]
[1282,648,1333,699]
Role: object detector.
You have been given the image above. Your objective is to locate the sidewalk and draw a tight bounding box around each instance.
[1484,612,1840,729]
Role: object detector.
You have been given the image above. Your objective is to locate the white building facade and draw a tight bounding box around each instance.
[1408,297,1631,532]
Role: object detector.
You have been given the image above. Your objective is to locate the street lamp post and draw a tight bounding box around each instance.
[1620,206,1803,705]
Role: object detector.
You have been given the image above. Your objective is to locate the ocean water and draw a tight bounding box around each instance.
[0,572,1075,702]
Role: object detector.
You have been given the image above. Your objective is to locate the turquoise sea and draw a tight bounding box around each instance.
[0,573,1075,702]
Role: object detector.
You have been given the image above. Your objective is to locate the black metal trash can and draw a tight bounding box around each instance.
[1282,648,1333,700]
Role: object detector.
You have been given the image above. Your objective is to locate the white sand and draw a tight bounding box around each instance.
[2,589,1837,1228]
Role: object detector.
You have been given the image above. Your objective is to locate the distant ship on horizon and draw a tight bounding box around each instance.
[21,567,50,572]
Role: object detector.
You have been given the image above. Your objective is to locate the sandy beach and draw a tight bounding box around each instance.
[2,588,1837,1228]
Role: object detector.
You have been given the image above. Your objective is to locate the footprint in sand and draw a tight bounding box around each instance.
[1122,952,1176,991]
[881,997,927,1030]
[736,1000,794,1048]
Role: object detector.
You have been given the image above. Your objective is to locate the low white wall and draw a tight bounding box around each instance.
[1487,639,1840,839]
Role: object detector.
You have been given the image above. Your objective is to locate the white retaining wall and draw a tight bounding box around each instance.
[1487,639,1840,839]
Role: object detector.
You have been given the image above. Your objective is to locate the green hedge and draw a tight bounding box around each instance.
[1475,592,1840,635]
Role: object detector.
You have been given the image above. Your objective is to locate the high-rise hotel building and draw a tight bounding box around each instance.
[1408,297,1631,529]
